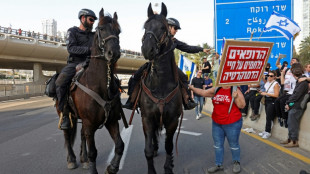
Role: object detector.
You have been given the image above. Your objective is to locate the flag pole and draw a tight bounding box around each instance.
[228,86,238,114]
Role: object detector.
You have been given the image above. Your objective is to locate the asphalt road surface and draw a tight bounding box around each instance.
[1,96,310,174]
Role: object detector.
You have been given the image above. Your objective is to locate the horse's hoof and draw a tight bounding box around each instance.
[154,150,158,157]
[105,165,118,174]
[67,162,78,169]
[81,162,89,169]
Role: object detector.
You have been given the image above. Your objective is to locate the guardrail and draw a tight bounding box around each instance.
[0,84,46,101]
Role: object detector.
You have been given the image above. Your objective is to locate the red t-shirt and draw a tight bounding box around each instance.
[212,87,242,125]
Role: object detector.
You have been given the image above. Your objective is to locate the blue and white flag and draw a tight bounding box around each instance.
[178,54,196,82]
[263,11,301,40]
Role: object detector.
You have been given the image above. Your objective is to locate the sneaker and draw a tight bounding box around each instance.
[241,113,247,117]
[284,141,299,148]
[280,139,291,144]
[199,113,202,118]
[232,161,241,173]
[258,131,267,137]
[251,114,260,121]
[196,115,200,120]
[207,165,224,173]
[262,132,271,139]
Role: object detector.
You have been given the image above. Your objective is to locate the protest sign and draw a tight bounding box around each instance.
[215,40,273,87]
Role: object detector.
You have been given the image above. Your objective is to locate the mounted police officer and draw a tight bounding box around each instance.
[123,17,210,110]
[55,9,97,130]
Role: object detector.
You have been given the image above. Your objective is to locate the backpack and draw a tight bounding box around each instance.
[45,73,59,98]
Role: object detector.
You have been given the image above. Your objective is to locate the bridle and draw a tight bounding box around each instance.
[90,26,119,61]
[89,25,120,88]
[142,18,170,55]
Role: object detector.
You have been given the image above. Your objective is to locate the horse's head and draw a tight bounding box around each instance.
[94,8,121,63]
[141,3,169,60]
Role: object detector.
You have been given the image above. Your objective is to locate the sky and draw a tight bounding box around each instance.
[1,0,304,52]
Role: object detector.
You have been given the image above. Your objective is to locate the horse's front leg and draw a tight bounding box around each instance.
[143,117,157,174]
[63,121,78,169]
[80,124,89,169]
[163,119,178,174]
[105,119,124,174]
[84,127,98,174]
[153,136,159,157]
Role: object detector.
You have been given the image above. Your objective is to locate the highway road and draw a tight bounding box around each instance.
[0,96,310,174]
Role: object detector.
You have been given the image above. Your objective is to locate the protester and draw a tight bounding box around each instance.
[275,58,299,128]
[204,74,213,90]
[281,63,309,148]
[241,84,260,117]
[189,85,245,173]
[258,71,281,139]
[202,56,211,77]
[191,70,205,120]
[212,52,220,82]
[249,79,266,121]
[304,63,310,77]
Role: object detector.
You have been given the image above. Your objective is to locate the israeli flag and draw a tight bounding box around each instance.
[264,11,301,40]
[178,54,196,82]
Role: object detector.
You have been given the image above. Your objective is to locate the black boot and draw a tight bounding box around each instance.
[184,88,198,110]
[60,108,70,130]
[122,97,134,110]
[184,98,198,110]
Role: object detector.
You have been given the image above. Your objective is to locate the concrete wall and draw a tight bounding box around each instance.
[203,98,310,152]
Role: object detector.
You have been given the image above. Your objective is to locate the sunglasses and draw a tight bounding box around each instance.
[173,26,178,30]
[88,17,95,22]
[266,75,274,77]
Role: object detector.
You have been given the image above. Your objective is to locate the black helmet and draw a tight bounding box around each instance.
[167,18,181,29]
[78,9,97,20]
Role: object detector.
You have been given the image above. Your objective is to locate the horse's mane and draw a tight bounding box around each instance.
[143,14,169,30]
[99,14,121,34]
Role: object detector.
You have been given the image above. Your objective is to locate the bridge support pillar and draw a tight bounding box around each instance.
[33,63,48,84]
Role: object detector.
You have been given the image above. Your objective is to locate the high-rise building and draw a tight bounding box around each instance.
[42,19,57,37]
[303,0,310,38]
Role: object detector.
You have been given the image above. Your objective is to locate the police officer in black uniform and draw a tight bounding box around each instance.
[55,9,97,130]
[123,17,210,110]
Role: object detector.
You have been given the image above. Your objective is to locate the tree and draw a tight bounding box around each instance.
[174,42,213,69]
[298,36,310,65]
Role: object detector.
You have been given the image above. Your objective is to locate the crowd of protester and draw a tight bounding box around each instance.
[194,53,310,148]
[240,57,310,147]
[0,26,64,42]
[0,25,143,56]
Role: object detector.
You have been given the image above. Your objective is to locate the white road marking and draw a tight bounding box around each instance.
[160,129,202,136]
[107,125,133,170]
[17,107,52,117]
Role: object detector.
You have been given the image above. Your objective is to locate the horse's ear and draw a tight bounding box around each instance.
[99,8,104,22]
[147,3,154,18]
[160,3,167,17]
[113,12,118,21]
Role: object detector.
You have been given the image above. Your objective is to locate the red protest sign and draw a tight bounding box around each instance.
[215,40,273,87]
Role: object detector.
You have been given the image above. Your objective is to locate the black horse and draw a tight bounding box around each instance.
[139,3,183,174]
[55,9,125,174]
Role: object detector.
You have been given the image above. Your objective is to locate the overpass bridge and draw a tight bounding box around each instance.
[0,32,147,84]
